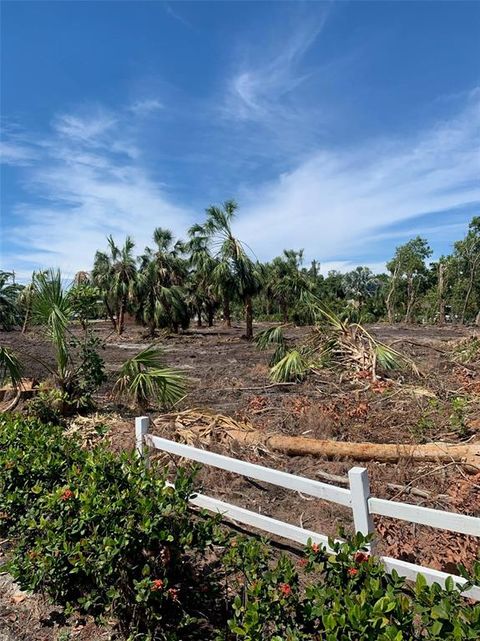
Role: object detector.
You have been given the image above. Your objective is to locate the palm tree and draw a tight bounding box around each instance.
[0,271,23,330]
[342,266,379,312]
[92,236,137,335]
[267,250,311,322]
[30,269,72,383]
[200,200,261,338]
[184,233,219,327]
[135,228,189,335]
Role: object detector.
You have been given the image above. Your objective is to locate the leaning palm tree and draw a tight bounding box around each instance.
[199,200,261,338]
[255,296,416,383]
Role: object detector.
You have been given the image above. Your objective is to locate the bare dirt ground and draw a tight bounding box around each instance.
[1,320,479,640]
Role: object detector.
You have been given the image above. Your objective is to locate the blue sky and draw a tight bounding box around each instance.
[1,0,479,280]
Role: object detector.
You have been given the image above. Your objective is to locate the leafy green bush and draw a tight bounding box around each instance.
[223,534,480,641]
[1,415,223,640]
[0,415,85,532]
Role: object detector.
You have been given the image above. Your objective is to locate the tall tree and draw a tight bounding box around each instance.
[342,266,379,311]
[453,216,480,323]
[200,200,261,338]
[267,250,310,322]
[92,236,137,335]
[386,237,432,323]
[185,233,219,327]
[136,228,189,335]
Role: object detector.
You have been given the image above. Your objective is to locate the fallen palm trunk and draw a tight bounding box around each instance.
[224,429,480,469]
[155,410,480,470]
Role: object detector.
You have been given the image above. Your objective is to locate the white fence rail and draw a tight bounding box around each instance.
[135,416,480,600]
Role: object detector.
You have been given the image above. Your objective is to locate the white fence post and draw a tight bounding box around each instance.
[348,466,375,551]
[135,416,150,461]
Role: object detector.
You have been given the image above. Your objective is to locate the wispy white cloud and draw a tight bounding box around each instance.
[0,141,37,166]
[53,111,117,143]
[5,109,193,278]
[224,8,330,124]
[128,99,164,116]
[235,89,480,262]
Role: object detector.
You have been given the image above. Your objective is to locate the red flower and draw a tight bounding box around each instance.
[61,489,73,501]
[279,583,292,596]
[167,588,179,601]
[354,552,369,563]
[311,543,320,554]
[151,579,164,591]
[347,567,359,577]
[298,558,308,567]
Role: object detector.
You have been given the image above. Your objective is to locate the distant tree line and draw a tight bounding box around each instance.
[1,204,479,334]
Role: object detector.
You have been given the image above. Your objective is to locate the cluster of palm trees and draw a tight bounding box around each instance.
[92,200,263,338]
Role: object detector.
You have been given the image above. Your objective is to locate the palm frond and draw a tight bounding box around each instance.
[0,346,23,388]
[254,325,286,350]
[114,346,186,409]
[270,350,308,383]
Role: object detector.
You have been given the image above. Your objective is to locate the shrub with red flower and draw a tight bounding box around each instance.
[347,567,359,577]
[150,579,164,591]
[61,488,73,501]
[167,587,179,601]
[279,583,292,596]
[354,551,369,563]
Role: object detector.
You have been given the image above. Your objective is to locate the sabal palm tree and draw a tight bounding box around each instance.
[184,233,219,327]
[268,250,311,322]
[92,236,137,335]
[200,200,261,338]
[342,266,379,311]
[136,228,189,335]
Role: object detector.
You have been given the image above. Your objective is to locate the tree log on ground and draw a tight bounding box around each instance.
[156,410,480,471]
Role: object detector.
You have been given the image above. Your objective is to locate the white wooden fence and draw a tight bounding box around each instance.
[135,416,480,600]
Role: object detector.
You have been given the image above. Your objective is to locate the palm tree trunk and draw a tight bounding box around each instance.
[461,270,474,324]
[105,300,117,332]
[149,321,156,338]
[21,307,30,334]
[118,296,127,335]
[281,300,289,324]
[404,277,414,323]
[245,296,253,339]
[223,298,231,327]
[438,263,446,325]
[197,305,202,328]
[207,305,214,327]
[386,275,396,324]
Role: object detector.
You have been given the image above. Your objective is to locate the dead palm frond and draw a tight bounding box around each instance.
[264,296,417,383]
[114,345,186,409]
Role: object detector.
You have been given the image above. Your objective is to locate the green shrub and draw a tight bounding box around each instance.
[0,415,85,532]
[223,534,480,641]
[1,415,223,640]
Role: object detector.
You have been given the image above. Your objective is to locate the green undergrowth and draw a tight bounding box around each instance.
[1,413,479,641]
